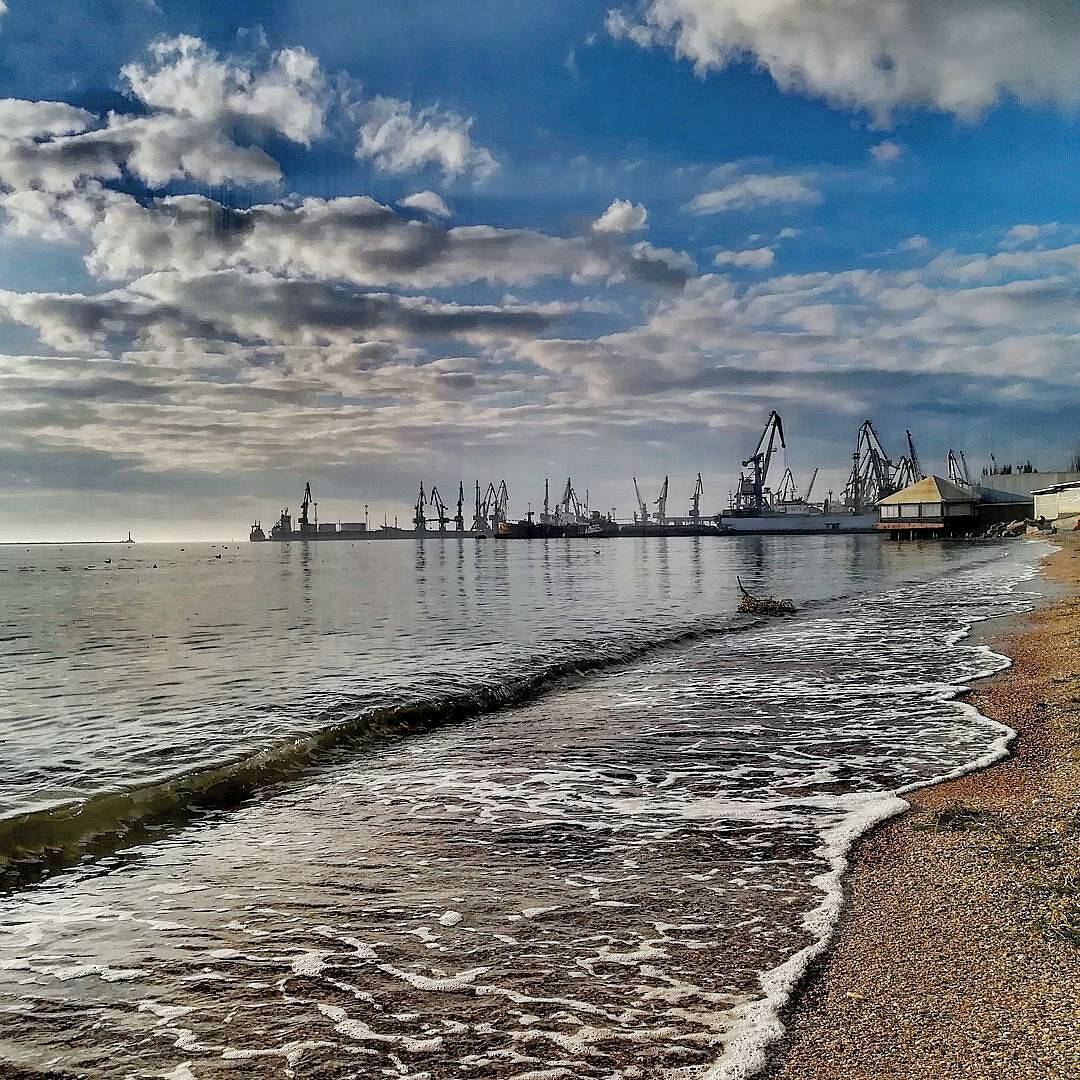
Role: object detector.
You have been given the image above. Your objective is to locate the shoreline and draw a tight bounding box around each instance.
[765,534,1080,1080]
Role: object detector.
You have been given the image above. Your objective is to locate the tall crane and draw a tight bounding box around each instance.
[429,485,450,532]
[776,468,799,503]
[688,473,704,519]
[413,482,427,532]
[948,449,971,486]
[633,477,651,523]
[906,431,922,480]
[845,420,895,512]
[455,481,465,532]
[560,477,583,523]
[739,411,786,514]
[471,480,485,532]
[654,476,669,524]
[804,467,819,502]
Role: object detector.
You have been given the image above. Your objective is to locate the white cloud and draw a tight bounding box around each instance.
[685,172,820,215]
[713,247,775,269]
[592,198,648,234]
[399,191,452,218]
[356,96,498,181]
[121,35,329,145]
[0,100,96,139]
[870,140,903,164]
[776,227,799,240]
[999,222,1062,248]
[898,235,929,251]
[608,1,1080,124]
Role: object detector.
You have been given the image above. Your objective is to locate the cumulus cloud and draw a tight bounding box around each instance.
[592,198,648,234]
[0,100,96,139]
[356,96,498,180]
[121,35,329,145]
[607,0,1080,124]
[870,140,903,163]
[685,171,820,215]
[713,247,775,269]
[399,191,452,218]
[899,235,929,251]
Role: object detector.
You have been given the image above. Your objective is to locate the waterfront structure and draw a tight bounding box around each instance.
[876,476,976,536]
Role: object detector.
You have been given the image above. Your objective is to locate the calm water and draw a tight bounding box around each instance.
[0,535,1045,1078]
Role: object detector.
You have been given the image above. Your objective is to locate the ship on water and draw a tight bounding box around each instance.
[248,413,910,541]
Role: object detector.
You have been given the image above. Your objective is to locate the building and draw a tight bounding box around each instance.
[1032,481,1080,526]
[876,476,977,536]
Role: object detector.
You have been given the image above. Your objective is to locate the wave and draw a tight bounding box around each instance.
[0,611,764,891]
[702,544,1049,1080]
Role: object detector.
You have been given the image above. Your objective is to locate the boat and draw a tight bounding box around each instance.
[249,521,266,542]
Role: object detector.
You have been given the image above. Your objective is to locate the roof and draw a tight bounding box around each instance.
[878,475,975,506]
[1031,480,1080,495]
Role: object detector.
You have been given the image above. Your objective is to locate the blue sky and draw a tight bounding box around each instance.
[0,0,1077,538]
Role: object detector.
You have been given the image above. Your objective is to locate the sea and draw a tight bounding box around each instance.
[0,534,1048,1079]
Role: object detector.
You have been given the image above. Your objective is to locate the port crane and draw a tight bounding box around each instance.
[295,481,320,536]
[429,485,450,532]
[478,480,509,532]
[845,420,896,513]
[948,448,971,486]
[413,482,427,531]
[633,477,651,523]
[893,430,924,489]
[776,468,799,503]
[471,481,486,532]
[654,476,669,525]
[560,477,584,523]
[688,473,704,519]
[736,411,786,514]
[455,482,465,532]
[804,468,819,501]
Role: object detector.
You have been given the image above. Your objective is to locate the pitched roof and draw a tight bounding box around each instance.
[878,475,975,505]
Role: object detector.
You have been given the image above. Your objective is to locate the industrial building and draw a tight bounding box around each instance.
[1032,480,1080,527]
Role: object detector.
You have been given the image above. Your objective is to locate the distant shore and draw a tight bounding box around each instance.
[767,534,1080,1080]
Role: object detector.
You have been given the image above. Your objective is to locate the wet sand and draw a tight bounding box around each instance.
[768,535,1080,1080]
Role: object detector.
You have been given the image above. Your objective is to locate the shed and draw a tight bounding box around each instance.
[877,475,976,535]
[1032,481,1080,524]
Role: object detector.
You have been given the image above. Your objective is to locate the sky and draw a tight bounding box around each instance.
[0,0,1078,540]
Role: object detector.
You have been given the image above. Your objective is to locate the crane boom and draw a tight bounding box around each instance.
[906,430,922,480]
[633,476,650,522]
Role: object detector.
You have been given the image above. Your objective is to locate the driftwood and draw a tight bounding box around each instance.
[737,576,797,616]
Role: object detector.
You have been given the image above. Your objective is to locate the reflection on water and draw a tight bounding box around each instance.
[0,538,1043,1077]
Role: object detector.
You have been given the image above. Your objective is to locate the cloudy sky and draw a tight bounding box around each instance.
[0,0,1078,539]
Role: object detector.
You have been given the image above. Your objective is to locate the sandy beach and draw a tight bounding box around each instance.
[769,534,1080,1080]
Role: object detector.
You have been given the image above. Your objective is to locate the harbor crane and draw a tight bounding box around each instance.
[948,449,971,486]
[737,410,786,514]
[633,477,651,523]
[776,468,799,503]
[296,481,319,536]
[471,480,485,532]
[688,473,704,519]
[413,482,427,532]
[906,431,922,480]
[479,480,510,532]
[455,482,465,532]
[845,420,896,513]
[654,476,669,525]
[893,430,924,489]
[429,485,450,532]
[804,467,819,501]
[560,477,584,523]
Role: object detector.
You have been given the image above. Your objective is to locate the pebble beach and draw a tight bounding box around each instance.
[769,534,1080,1080]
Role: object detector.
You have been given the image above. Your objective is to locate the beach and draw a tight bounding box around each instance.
[769,534,1080,1080]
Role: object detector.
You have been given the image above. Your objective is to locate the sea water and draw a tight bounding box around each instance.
[0,535,1047,1077]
